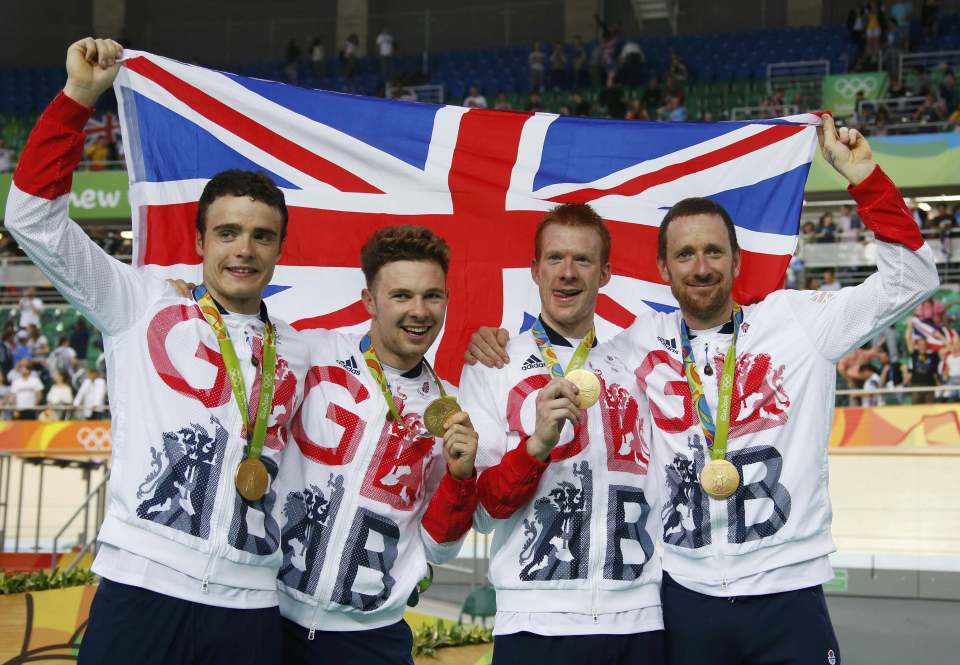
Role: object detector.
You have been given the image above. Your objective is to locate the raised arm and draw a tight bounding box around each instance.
[4,38,158,336]
[787,115,939,362]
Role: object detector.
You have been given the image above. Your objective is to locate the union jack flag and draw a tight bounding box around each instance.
[114,50,820,382]
[84,111,121,147]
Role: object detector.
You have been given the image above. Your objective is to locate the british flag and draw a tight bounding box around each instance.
[114,50,820,382]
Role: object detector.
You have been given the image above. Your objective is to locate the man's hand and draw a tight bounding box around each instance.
[441,411,478,480]
[817,113,876,187]
[464,327,511,368]
[64,37,124,108]
[166,278,197,298]
[526,378,580,461]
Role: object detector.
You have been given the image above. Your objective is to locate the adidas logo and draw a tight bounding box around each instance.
[337,356,361,375]
[658,336,678,353]
[521,354,545,371]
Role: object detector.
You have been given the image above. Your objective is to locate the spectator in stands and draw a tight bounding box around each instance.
[837,203,862,240]
[799,220,817,249]
[667,49,688,85]
[838,345,882,405]
[700,111,715,122]
[922,0,940,38]
[74,367,107,419]
[11,330,31,365]
[10,358,42,419]
[873,108,890,135]
[931,202,954,228]
[26,324,49,357]
[529,42,546,92]
[18,287,42,330]
[762,88,785,117]
[0,329,13,379]
[626,99,649,120]
[663,75,685,104]
[284,39,301,84]
[69,318,90,360]
[865,2,882,56]
[941,337,960,400]
[658,95,687,122]
[46,371,74,420]
[84,135,110,171]
[619,39,645,87]
[0,373,11,420]
[939,68,956,116]
[525,91,545,112]
[48,336,76,381]
[0,138,12,173]
[571,92,591,116]
[341,33,359,91]
[550,43,567,90]
[572,36,588,90]
[602,78,627,118]
[463,86,488,109]
[805,275,821,290]
[884,18,903,75]
[376,27,395,83]
[600,27,621,87]
[860,350,891,406]
[493,93,512,110]
[816,212,838,243]
[890,1,912,49]
[819,268,842,292]
[642,77,663,118]
[904,336,940,403]
[847,5,866,51]
[310,37,325,79]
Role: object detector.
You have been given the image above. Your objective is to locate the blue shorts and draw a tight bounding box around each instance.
[662,572,841,665]
[492,629,666,665]
[78,578,282,665]
[281,617,414,665]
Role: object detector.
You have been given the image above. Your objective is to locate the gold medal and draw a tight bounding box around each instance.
[565,368,601,409]
[235,458,270,501]
[423,396,461,437]
[699,459,740,499]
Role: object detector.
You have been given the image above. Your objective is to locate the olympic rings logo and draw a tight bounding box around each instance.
[832,76,881,97]
[77,426,112,451]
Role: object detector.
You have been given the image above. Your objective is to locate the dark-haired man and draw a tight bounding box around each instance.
[468,116,939,664]
[5,38,311,665]
[277,225,479,665]
[459,204,664,664]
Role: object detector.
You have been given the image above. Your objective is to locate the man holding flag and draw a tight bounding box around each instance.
[468,116,939,664]
[5,38,314,664]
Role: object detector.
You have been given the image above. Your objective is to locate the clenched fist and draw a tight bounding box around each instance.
[64,37,124,108]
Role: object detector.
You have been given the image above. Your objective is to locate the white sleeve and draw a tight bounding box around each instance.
[5,185,161,337]
[785,240,939,363]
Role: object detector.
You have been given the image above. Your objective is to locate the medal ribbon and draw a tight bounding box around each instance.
[194,286,277,463]
[530,318,596,378]
[359,333,446,437]
[678,304,743,461]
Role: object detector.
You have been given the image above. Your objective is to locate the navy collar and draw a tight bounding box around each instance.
[537,315,599,348]
[400,360,425,379]
[687,320,735,339]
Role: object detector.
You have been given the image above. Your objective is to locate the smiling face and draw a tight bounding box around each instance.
[362,260,448,370]
[195,195,283,314]
[658,213,740,329]
[532,223,611,338]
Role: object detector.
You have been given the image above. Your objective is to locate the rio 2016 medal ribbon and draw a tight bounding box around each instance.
[194,285,277,502]
[423,396,462,437]
[565,368,601,409]
[679,305,744,500]
[360,333,451,439]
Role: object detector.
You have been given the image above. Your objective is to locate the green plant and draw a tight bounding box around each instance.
[0,568,97,594]
[411,620,493,657]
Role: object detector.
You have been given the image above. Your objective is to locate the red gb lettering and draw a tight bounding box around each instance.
[292,365,370,465]
[245,335,299,451]
[361,393,436,511]
[597,373,650,474]
[635,350,695,434]
[505,375,589,461]
[147,304,231,407]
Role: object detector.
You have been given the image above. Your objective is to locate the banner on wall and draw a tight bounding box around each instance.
[0,421,111,456]
[821,72,889,117]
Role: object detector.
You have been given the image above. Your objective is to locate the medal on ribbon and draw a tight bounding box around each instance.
[194,286,276,502]
[530,318,601,408]
[679,305,744,500]
[359,334,457,438]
